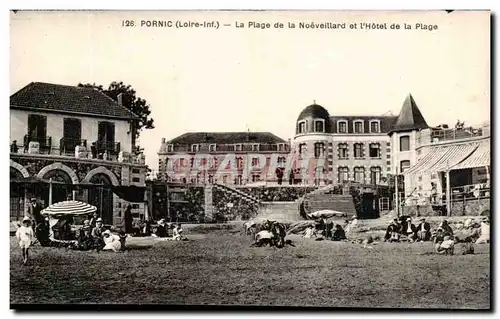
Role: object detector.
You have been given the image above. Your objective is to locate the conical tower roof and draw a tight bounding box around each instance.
[389,94,429,135]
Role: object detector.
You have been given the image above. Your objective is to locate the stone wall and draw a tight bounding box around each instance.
[401,198,490,217]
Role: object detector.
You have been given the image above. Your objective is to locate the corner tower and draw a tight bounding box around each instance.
[388,94,429,175]
[293,102,333,185]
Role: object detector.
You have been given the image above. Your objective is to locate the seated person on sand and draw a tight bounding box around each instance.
[172,224,185,241]
[434,229,455,255]
[102,230,122,252]
[91,218,105,249]
[402,218,417,242]
[439,220,454,237]
[154,219,168,238]
[253,229,274,246]
[416,218,431,242]
[76,220,93,250]
[331,224,347,241]
[475,217,490,244]
[384,221,400,242]
[303,225,316,239]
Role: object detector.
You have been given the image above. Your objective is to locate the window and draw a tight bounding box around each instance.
[370,121,380,133]
[314,142,325,158]
[354,121,364,133]
[132,168,140,174]
[97,121,115,152]
[369,143,381,158]
[179,158,185,166]
[338,121,347,133]
[354,167,365,183]
[400,136,410,151]
[354,143,364,158]
[208,175,214,184]
[191,144,200,152]
[132,177,140,183]
[167,144,174,152]
[235,175,243,185]
[209,144,217,152]
[252,174,260,182]
[278,157,286,165]
[400,160,411,173]
[370,167,381,185]
[222,175,228,184]
[252,144,259,151]
[314,120,324,133]
[298,121,306,133]
[278,143,285,152]
[338,143,348,159]
[27,114,48,142]
[235,144,242,151]
[338,167,349,183]
[62,118,82,152]
[251,157,259,166]
[299,143,306,158]
[236,157,244,168]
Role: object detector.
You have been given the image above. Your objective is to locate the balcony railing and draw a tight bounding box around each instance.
[23,135,52,154]
[59,138,87,155]
[430,127,483,143]
[168,143,290,153]
[95,141,121,155]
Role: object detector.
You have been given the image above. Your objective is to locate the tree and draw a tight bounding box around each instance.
[77,81,155,143]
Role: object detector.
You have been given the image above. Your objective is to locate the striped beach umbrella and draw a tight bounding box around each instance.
[41,200,97,217]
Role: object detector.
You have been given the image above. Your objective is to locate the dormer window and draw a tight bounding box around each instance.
[370,120,380,133]
[167,144,174,152]
[209,144,217,152]
[337,120,347,133]
[354,120,364,133]
[314,119,325,133]
[298,121,306,134]
[191,144,200,152]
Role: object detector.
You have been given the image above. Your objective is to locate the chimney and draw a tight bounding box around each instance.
[117,93,125,106]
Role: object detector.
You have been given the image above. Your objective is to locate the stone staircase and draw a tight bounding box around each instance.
[212,183,260,204]
[302,185,357,218]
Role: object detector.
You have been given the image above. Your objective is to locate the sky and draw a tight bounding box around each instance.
[10,10,490,170]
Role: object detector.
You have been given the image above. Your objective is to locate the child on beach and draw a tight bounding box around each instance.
[16,216,35,265]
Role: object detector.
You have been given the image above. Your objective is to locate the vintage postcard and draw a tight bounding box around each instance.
[9,10,490,310]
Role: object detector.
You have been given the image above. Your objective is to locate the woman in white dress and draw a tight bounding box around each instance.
[102,230,122,252]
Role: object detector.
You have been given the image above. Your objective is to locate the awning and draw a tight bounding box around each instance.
[450,140,490,171]
[404,142,479,175]
[432,142,479,172]
[403,147,445,175]
[108,185,146,202]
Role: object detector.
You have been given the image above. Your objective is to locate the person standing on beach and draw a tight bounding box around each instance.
[16,217,35,265]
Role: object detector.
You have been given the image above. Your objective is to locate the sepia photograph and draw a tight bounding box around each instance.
[9,10,491,310]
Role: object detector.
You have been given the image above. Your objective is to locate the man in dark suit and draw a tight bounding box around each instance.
[417,218,431,241]
[27,197,43,226]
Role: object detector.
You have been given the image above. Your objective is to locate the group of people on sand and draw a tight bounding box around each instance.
[303,218,348,242]
[151,219,187,241]
[384,217,434,243]
[384,215,490,254]
[74,214,127,252]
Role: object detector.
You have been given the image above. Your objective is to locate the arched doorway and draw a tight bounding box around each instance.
[10,168,24,221]
[88,173,114,224]
[41,169,73,205]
